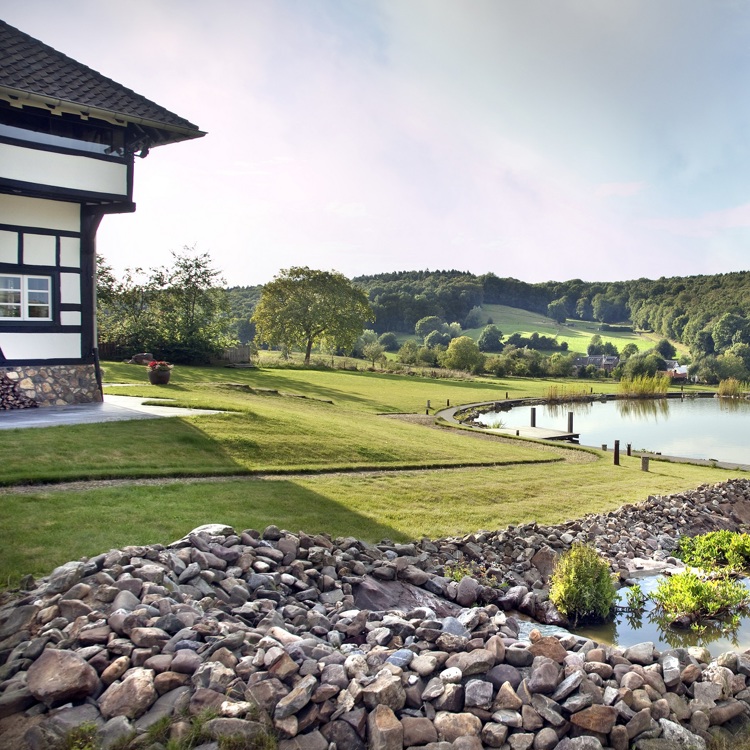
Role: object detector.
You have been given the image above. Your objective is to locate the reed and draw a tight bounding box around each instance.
[717,378,749,398]
[544,385,591,403]
[618,374,671,397]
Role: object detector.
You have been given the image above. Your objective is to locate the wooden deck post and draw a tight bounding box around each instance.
[530,407,536,427]
[567,411,574,434]
[614,440,620,466]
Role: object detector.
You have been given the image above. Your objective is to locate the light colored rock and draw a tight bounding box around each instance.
[27,649,99,705]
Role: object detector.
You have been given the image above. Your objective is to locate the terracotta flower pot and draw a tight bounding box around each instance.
[148,369,171,385]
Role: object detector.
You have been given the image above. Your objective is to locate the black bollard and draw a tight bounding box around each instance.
[530,407,536,427]
[614,440,620,466]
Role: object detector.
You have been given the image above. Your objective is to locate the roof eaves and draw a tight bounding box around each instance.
[0,86,206,145]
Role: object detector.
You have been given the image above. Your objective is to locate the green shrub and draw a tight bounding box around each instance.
[549,543,617,625]
[652,570,750,623]
[677,531,750,572]
[625,583,647,613]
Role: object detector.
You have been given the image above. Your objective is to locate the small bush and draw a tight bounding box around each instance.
[677,530,750,572]
[549,543,617,625]
[652,570,750,624]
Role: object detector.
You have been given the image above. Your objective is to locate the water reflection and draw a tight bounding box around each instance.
[476,396,750,465]
[616,398,670,420]
[544,402,593,419]
[575,578,749,655]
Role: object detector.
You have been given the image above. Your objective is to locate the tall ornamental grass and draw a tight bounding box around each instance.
[718,378,749,398]
[618,374,671,397]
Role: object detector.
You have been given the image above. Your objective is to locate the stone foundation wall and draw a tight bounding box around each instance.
[0,364,102,407]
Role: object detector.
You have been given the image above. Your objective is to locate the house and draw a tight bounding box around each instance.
[0,21,204,407]
[572,355,620,374]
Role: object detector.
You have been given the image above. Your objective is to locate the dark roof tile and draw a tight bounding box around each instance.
[0,20,202,139]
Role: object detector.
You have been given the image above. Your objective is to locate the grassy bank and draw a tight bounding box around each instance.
[0,362,734,586]
[1,455,740,585]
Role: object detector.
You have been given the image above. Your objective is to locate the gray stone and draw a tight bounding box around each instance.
[27,649,99,705]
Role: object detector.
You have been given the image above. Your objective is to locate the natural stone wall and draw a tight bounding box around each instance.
[2,481,750,749]
[0,365,101,408]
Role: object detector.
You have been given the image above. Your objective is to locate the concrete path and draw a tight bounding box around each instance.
[0,395,223,430]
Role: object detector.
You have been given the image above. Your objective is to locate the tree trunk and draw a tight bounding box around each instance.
[304,338,313,365]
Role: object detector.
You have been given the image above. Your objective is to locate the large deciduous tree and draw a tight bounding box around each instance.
[252,267,372,365]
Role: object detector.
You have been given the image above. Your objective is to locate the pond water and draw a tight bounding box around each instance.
[477,396,750,465]
[575,576,750,657]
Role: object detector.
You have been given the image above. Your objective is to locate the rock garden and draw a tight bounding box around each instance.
[3,479,750,749]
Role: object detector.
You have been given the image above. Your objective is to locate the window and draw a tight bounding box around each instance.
[0,274,51,321]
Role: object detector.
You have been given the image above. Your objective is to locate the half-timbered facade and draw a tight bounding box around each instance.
[0,21,204,406]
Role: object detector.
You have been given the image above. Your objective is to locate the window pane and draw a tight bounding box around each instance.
[27,278,49,291]
[27,291,49,304]
[0,277,21,290]
[27,305,50,318]
[0,304,20,318]
[0,290,21,304]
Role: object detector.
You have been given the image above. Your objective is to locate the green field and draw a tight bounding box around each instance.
[388,303,680,357]
[462,304,667,355]
[0,362,732,585]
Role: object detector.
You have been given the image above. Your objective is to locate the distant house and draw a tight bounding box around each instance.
[573,355,620,373]
[662,360,689,381]
[0,21,204,407]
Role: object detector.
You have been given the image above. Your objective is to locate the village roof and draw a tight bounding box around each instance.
[0,20,205,148]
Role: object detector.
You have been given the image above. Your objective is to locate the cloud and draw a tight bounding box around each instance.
[595,182,648,199]
[645,203,750,239]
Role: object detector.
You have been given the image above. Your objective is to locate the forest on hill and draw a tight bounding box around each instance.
[351,270,750,356]
[227,269,750,363]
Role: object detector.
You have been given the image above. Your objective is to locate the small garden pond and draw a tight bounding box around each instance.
[477,396,750,465]
[574,575,750,657]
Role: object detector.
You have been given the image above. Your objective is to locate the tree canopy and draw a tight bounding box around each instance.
[252,267,372,364]
[97,248,233,363]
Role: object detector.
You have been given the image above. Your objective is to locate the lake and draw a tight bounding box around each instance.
[477,396,750,466]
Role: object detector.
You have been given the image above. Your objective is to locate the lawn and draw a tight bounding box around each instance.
[3,364,581,484]
[0,362,732,586]
[1,455,742,585]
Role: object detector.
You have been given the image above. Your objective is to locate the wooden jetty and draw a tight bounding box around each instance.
[489,426,580,442]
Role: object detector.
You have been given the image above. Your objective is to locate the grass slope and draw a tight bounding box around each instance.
[0,362,731,585]
[1,457,741,584]
[462,304,662,355]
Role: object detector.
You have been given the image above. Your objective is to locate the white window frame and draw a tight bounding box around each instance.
[0,273,52,321]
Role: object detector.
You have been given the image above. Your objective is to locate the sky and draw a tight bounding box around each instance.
[4,0,750,286]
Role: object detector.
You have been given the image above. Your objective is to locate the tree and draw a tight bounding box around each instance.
[424,330,450,348]
[587,334,604,355]
[97,248,233,363]
[363,341,386,368]
[478,324,504,352]
[152,248,233,363]
[463,305,483,329]
[620,343,639,360]
[252,267,372,365]
[378,332,399,351]
[398,339,419,364]
[547,299,567,324]
[654,338,677,360]
[439,336,485,373]
[415,315,444,340]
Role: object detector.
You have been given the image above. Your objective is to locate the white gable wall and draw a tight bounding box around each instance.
[0,143,128,197]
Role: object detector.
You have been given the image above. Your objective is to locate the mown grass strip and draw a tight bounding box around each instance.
[1,456,744,586]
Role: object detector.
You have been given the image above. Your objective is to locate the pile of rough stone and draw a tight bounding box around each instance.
[0,374,38,410]
[2,479,750,749]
